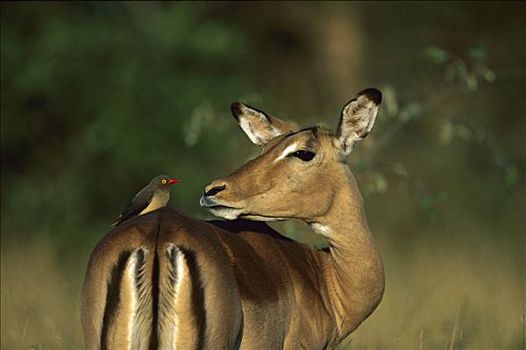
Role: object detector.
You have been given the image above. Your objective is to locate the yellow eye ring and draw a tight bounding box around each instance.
[161,179,167,184]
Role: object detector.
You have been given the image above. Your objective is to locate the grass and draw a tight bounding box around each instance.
[1,239,84,350]
[347,236,524,349]
[1,233,523,349]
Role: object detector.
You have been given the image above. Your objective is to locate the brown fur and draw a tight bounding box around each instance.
[81,88,385,349]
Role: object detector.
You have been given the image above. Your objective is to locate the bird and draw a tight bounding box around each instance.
[112,175,179,227]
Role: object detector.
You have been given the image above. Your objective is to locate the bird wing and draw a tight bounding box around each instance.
[111,190,153,227]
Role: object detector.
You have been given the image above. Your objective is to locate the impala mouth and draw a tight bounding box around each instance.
[239,213,288,222]
[208,206,243,221]
[200,198,286,222]
[200,196,243,220]
[200,196,237,209]
[208,205,236,211]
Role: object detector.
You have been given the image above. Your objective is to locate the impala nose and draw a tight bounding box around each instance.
[204,184,226,197]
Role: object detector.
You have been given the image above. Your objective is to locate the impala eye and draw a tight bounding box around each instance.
[291,150,315,162]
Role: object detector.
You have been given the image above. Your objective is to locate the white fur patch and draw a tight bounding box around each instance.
[127,271,137,348]
[162,244,191,349]
[174,248,186,297]
[125,250,140,349]
[274,143,299,162]
[172,247,186,349]
[310,223,331,236]
[209,207,242,220]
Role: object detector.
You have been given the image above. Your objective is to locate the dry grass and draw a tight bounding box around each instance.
[1,235,523,349]
[346,237,524,349]
[1,239,84,350]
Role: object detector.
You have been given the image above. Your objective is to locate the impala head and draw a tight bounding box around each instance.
[200,88,381,223]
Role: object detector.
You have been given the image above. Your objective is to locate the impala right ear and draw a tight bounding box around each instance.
[335,88,382,157]
[231,102,296,146]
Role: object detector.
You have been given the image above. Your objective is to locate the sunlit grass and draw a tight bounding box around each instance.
[1,234,523,349]
[1,239,84,350]
[347,237,524,349]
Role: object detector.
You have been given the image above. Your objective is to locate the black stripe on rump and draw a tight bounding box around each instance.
[100,250,132,350]
[148,248,160,350]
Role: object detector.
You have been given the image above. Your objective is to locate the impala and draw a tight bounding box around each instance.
[81,88,385,349]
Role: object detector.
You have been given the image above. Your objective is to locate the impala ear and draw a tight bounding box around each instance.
[230,102,297,145]
[335,88,382,157]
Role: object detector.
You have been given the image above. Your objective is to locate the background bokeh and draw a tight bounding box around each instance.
[1,2,525,349]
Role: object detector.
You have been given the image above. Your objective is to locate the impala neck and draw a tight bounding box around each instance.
[311,167,384,338]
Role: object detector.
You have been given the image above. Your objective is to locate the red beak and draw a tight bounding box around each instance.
[168,178,179,185]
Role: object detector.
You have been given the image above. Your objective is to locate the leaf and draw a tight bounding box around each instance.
[444,64,457,83]
[383,85,399,117]
[439,119,454,145]
[437,191,449,202]
[419,195,434,210]
[465,73,478,91]
[482,68,496,82]
[399,102,423,122]
[467,45,486,63]
[365,173,388,194]
[475,128,487,142]
[375,174,388,194]
[455,124,473,142]
[504,165,520,188]
[392,162,409,177]
[183,102,215,146]
[425,46,449,64]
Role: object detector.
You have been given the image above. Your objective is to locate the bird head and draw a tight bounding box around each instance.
[152,175,179,189]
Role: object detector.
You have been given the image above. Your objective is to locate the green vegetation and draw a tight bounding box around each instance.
[1,2,524,349]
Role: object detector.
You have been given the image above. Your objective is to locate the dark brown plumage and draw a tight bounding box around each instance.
[112,175,179,227]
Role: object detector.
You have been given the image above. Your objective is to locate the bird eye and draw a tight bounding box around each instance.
[161,179,167,184]
[291,150,315,162]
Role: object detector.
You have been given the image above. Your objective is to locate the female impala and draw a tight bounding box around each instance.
[81,88,385,349]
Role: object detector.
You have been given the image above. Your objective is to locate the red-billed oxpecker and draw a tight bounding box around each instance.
[112,175,179,227]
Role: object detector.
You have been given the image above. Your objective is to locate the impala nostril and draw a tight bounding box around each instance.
[204,184,226,197]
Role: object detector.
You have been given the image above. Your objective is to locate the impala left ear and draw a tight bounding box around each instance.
[231,102,297,146]
[335,88,382,157]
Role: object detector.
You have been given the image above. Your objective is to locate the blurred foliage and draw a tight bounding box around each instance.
[1,2,525,349]
[1,2,258,250]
